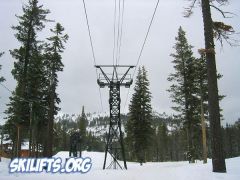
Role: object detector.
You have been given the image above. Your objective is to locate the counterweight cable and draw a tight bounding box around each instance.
[82,0,104,111]
[112,0,117,66]
[116,0,125,66]
[123,0,160,112]
[115,0,121,66]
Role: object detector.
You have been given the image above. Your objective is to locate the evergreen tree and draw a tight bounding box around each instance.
[194,54,209,163]
[79,106,88,150]
[126,66,153,164]
[221,120,240,158]
[224,123,234,158]
[5,0,50,157]
[194,53,224,163]
[185,0,229,172]
[44,22,68,157]
[167,27,200,163]
[54,116,70,151]
[155,122,168,161]
[86,131,104,152]
[235,119,240,155]
[201,2,226,171]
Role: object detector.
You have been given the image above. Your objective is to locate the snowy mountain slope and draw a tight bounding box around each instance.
[55,111,172,138]
[0,151,239,180]
[55,112,118,137]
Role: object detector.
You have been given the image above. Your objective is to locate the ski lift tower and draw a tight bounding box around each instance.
[95,65,135,170]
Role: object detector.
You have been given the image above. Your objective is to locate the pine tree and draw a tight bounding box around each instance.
[156,122,168,161]
[194,54,208,163]
[79,106,88,150]
[167,26,200,163]
[5,0,50,157]
[126,66,153,164]
[201,0,226,172]
[226,124,234,157]
[44,22,68,157]
[194,53,225,163]
[185,0,228,172]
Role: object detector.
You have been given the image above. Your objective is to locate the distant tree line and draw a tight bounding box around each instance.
[53,107,105,153]
[50,110,240,163]
[222,120,240,158]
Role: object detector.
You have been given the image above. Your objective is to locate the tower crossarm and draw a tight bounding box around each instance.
[95,65,134,170]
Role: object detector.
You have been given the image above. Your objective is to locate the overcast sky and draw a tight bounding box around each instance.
[0,0,239,125]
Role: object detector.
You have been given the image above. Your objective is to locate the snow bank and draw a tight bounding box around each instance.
[0,151,239,180]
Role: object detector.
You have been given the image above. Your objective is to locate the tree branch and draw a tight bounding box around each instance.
[210,4,235,18]
[213,21,239,47]
[183,0,198,18]
[215,0,229,6]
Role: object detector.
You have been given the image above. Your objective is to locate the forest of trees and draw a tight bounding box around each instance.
[33,110,240,163]
[53,110,105,153]
[2,0,68,158]
[0,0,238,174]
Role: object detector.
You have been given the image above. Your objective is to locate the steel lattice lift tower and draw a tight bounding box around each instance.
[95,65,134,170]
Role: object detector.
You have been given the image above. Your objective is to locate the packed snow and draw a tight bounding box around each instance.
[0,151,239,180]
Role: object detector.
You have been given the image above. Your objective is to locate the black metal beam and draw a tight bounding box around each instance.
[95,65,134,170]
[95,65,135,68]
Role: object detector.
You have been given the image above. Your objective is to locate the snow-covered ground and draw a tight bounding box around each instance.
[0,151,239,180]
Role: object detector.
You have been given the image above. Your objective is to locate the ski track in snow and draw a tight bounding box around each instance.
[0,151,239,180]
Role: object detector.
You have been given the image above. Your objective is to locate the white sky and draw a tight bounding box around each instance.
[0,0,239,125]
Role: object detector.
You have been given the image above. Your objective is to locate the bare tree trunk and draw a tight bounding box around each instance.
[16,126,21,158]
[200,96,208,163]
[46,103,54,157]
[29,102,33,157]
[46,72,55,157]
[201,0,226,172]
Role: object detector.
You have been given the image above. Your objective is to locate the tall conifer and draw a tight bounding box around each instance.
[44,23,68,157]
[5,0,50,157]
[79,106,88,150]
[167,27,199,162]
[126,66,153,164]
